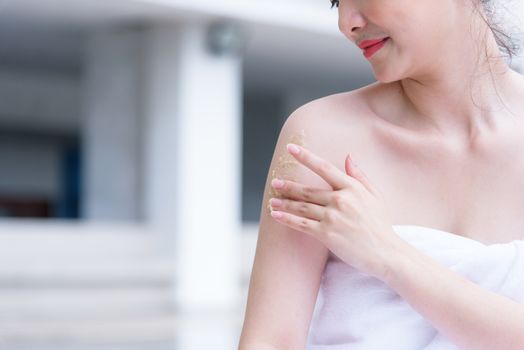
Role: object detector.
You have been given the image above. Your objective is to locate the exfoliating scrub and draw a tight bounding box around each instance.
[266,129,307,215]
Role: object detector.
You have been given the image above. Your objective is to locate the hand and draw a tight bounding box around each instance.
[269,143,402,280]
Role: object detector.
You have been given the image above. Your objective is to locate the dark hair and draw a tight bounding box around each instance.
[475,0,519,60]
[329,0,519,60]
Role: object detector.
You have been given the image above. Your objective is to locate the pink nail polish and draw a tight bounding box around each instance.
[349,153,358,167]
[272,179,284,188]
[287,143,300,155]
[271,211,283,218]
[270,198,283,207]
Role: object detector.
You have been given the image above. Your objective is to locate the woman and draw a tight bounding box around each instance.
[239,0,524,349]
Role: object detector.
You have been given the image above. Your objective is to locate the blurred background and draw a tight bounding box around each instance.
[0,0,522,349]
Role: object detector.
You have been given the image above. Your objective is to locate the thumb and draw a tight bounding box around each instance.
[345,153,378,196]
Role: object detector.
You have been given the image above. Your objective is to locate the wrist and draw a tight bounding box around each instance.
[383,240,438,297]
[379,234,418,287]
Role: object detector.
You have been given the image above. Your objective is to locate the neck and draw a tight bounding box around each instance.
[397,19,521,143]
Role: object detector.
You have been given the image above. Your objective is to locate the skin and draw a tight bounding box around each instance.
[266,129,306,214]
[239,0,524,348]
[268,143,400,280]
[268,142,524,349]
[329,0,524,244]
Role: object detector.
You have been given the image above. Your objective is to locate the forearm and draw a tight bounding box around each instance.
[383,238,524,350]
[238,332,301,350]
[238,343,280,350]
[238,340,293,350]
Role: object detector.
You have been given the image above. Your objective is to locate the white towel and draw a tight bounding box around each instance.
[306,224,524,349]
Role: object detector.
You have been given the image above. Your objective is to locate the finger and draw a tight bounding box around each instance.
[270,210,322,237]
[271,178,332,205]
[269,197,325,221]
[345,154,378,196]
[286,143,351,190]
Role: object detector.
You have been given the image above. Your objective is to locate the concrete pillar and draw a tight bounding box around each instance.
[81,29,142,221]
[143,21,242,311]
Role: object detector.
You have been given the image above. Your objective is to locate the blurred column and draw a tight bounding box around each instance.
[81,29,142,221]
[143,21,244,311]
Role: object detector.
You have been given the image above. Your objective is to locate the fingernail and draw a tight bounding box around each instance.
[270,198,283,207]
[287,143,300,155]
[271,211,283,218]
[350,153,358,167]
[271,179,285,188]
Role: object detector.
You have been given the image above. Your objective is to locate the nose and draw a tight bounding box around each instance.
[338,7,366,39]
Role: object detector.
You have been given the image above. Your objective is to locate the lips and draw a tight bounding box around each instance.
[358,37,389,50]
[362,37,389,59]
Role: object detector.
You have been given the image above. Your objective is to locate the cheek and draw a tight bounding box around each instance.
[370,34,418,82]
[383,0,448,49]
[388,16,442,65]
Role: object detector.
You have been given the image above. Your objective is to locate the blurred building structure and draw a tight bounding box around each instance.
[0,0,522,349]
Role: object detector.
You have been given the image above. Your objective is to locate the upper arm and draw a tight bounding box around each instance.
[238,108,331,349]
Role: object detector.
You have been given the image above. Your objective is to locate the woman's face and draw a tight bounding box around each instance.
[336,0,473,82]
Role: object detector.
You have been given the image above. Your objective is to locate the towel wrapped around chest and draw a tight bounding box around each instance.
[305,225,524,350]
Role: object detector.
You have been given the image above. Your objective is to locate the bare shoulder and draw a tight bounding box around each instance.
[238,83,392,348]
[239,88,383,349]
[279,83,385,171]
[286,86,374,125]
[284,81,391,135]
